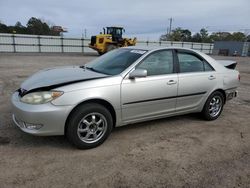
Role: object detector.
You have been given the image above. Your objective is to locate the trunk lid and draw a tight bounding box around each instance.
[217,60,237,69]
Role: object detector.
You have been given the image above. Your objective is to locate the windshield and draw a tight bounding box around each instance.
[86,48,147,75]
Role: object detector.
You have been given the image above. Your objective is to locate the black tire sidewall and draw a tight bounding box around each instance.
[202,91,224,121]
[66,103,113,149]
[107,45,116,52]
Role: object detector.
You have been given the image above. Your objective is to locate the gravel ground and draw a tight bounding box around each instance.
[0,53,249,188]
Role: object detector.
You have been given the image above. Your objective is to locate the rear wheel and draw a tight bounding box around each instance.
[106,44,117,52]
[202,91,224,120]
[66,103,113,149]
[98,51,104,55]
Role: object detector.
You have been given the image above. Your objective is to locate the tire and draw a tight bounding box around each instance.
[98,51,104,55]
[202,91,225,121]
[66,103,113,149]
[106,44,117,52]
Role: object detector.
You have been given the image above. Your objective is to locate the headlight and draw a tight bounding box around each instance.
[20,91,63,104]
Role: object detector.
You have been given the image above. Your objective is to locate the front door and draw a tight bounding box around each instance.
[121,50,178,123]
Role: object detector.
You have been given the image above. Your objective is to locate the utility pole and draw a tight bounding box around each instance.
[169,18,173,34]
[168,17,173,40]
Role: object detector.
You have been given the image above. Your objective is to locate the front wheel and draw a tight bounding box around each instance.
[98,51,104,55]
[106,44,117,52]
[66,103,113,149]
[202,91,224,121]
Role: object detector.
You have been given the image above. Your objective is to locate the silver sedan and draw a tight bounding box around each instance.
[11,47,240,149]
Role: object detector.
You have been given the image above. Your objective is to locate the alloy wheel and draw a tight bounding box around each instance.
[77,112,107,144]
[209,96,222,117]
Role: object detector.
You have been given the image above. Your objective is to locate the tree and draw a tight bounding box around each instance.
[0,18,61,36]
[199,28,210,42]
[169,27,182,41]
[247,35,250,42]
[166,27,192,41]
[205,32,222,42]
[181,29,192,41]
[192,33,202,42]
[15,21,22,28]
[13,21,27,34]
[230,32,246,41]
[160,27,248,43]
[191,28,211,43]
[208,32,246,42]
[159,28,192,41]
[159,34,168,41]
[0,22,9,33]
[26,17,50,35]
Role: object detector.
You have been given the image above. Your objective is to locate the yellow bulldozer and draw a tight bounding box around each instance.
[89,26,136,55]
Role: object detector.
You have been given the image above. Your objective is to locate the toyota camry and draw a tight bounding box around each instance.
[11,47,240,149]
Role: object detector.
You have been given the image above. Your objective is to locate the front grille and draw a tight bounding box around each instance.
[90,36,96,46]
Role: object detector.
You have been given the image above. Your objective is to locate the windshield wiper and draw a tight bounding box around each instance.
[85,66,106,74]
[80,65,111,75]
[79,65,97,72]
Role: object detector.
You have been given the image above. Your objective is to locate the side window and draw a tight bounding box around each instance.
[177,52,214,73]
[204,61,214,71]
[177,53,204,73]
[137,50,173,76]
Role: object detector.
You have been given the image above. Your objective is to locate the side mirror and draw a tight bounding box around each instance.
[129,69,147,79]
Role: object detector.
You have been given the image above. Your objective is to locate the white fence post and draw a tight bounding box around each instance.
[12,34,16,53]
[81,38,84,53]
[61,36,64,53]
[38,35,41,53]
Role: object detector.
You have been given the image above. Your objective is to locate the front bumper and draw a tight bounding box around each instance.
[11,92,74,136]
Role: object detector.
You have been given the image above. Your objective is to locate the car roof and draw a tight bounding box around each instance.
[122,46,224,71]
[123,46,201,53]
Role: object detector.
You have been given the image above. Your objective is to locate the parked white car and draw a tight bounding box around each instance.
[12,47,240,149]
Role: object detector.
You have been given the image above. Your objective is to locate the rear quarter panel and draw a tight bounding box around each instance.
[222,69,240,90]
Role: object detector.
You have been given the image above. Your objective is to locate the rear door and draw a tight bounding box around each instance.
[121,50,178,123]
[175,50,217,112]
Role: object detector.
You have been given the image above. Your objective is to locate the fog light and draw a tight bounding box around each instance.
[25,123,43,130]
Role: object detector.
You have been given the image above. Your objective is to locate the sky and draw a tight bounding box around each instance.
[0,0,249,40]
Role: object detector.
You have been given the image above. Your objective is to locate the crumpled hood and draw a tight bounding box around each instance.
[21,66,107,91]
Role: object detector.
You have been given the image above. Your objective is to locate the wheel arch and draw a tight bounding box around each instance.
[212,89,226,104]
[64,99,117,134]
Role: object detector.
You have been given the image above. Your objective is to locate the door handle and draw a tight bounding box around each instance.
[208,75,216,80]
[167,80,177,85]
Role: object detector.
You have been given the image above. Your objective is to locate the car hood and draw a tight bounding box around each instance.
[21,66,108,92]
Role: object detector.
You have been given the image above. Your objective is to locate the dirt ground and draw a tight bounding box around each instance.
[0,53,249,188]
